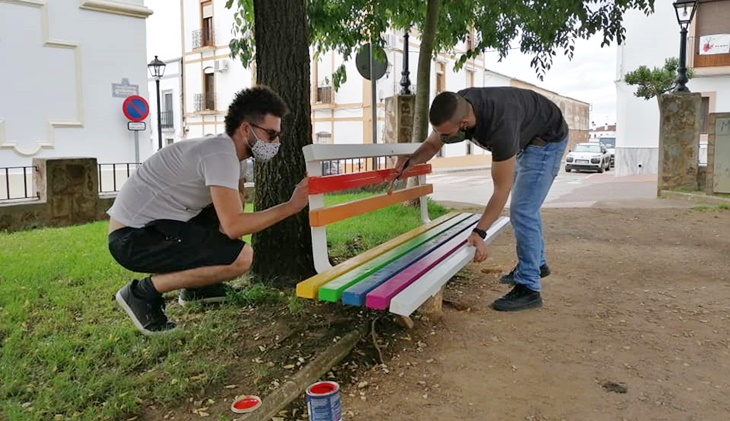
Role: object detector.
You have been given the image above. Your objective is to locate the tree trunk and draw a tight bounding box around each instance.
[251,0,315,286]
[410,0,440,144]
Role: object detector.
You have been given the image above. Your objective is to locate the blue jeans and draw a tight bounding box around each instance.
[510,136,568,292]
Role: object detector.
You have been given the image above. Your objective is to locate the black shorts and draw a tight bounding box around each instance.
[108,206,246,274]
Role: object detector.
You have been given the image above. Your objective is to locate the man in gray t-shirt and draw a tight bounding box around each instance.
[109,86,309,336]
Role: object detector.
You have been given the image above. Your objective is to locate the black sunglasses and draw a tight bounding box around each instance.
[249,122,282,141]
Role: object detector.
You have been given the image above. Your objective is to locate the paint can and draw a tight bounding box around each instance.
[305,381,342,421]
[230,395,261,414]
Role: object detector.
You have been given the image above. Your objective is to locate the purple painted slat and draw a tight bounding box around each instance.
[364,228,472,310]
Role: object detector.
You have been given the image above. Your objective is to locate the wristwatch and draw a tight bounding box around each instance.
[472,227,487,240]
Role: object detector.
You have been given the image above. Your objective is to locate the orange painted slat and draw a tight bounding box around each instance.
[309,184,433,227]
[308,164,432,195]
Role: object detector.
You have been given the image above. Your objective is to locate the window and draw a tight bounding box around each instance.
[201,1,214,47]
[161,91,174,128]
[693,0,730,68]
[204,73,215,110]
[700,96,710,134]
[436,62,446,93]
[166,138,174,146]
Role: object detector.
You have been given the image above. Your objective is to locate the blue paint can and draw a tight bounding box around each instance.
[306,381,342,421]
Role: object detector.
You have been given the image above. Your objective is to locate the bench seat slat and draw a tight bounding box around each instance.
[388,217,512,316]
[340,214,479,306]
[295,212,461,299]
[309,164,431,195]
[309,184,433,227]
[317,213,474,302]
[365,225,474,310]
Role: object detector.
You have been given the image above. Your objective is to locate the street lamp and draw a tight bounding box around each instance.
[673,0,698,92]
[147,55,166,149]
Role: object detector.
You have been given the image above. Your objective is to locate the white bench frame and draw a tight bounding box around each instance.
[303,143,431,274]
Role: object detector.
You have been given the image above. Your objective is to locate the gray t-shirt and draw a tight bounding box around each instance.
[108,134,241,227]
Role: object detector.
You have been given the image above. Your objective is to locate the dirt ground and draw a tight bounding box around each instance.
[338,207,730,421]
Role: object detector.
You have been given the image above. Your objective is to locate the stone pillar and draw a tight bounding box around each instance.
[657,92,701,195]
[383,95,416,145]
[35,157,100,226]
[707,113,730,194]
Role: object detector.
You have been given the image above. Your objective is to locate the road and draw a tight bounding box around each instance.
[426,169,687,209]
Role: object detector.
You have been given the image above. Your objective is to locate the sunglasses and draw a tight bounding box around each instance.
[249,122,282,141]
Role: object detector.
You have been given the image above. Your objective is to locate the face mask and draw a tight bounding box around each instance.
[249,130,280,162]
[440,125,474,144]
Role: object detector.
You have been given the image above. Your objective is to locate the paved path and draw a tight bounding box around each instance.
[426,170,693,209]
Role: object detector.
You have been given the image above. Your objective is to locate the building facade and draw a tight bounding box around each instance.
[0,0,154,168]
[616,0,730,176]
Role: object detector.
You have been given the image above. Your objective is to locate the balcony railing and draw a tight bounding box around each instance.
[194,92,216,112]
[316,86,333,103]
[192,27,215,49]
[160,111,174,129]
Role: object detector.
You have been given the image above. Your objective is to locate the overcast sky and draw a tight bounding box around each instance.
[483,35,618,128]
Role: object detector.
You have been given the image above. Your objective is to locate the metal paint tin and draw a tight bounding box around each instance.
[305,381,342,421]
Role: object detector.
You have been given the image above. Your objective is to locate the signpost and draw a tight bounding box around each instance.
[122,95,150,163]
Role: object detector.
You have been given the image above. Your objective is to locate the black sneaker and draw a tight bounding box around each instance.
[115,280,177,336]
[178,283,240,306]
[499,264,551,284]
[491,284,543,312]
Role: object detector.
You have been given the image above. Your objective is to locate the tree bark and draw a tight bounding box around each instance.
[410,0,440,144]
[251,0,315,286]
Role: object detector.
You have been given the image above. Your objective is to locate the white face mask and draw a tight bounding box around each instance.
[249,129,280,162]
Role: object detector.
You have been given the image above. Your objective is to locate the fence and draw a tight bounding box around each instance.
[0,166,39,202]
[97,163,139,194]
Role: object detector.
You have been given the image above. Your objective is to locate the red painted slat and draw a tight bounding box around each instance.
[308,164,432,195]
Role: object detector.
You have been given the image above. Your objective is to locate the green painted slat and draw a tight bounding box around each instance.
[318,213,476,302]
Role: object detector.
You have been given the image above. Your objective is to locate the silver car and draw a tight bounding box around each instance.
[565,143,611,173]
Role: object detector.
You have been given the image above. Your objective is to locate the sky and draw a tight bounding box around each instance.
[482,34,618,128]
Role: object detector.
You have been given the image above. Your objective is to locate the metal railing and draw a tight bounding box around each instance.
[194,92,216,112]
[319,156,389,176]
[192,27,215,49]
[98,163,140,193]
[0,166,40,202]
[161,111,174,129]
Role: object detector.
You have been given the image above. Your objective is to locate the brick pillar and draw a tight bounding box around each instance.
[657,92,701,195]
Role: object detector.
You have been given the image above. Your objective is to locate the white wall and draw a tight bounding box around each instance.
[0,0,153,168]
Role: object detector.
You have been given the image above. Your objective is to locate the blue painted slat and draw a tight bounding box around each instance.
[340,214,479,306]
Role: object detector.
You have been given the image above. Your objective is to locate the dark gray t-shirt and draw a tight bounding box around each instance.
[458,87,569,162]
[108,134,241,227]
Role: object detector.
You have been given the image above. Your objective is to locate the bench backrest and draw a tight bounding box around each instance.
[303,144,432,274]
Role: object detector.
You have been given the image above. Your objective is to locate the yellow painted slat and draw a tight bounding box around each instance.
[308,184,434,227]
[296,212,461,299]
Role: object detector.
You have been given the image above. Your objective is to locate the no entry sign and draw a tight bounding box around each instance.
[122,95,150,122]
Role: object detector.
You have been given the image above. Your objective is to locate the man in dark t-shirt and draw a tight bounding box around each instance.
[395,87,569,312]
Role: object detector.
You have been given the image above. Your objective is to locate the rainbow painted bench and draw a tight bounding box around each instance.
[296,144,511,317]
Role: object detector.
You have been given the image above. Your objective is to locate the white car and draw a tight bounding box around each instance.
[565,143,611,173]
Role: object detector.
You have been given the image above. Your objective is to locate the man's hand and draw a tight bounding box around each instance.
[468,232,489,263]
[287,178,309,212]
[394,156,412,179]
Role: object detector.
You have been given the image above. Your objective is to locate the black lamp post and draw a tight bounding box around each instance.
[399,31,412,95]
[147,55,166,149]
[673,0,698,92]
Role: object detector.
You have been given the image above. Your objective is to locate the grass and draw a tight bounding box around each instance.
[0,191,449,421]
[691,203,730,211]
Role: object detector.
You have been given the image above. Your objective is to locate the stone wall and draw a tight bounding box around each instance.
[0,158,112,232]
[657,93,701,194]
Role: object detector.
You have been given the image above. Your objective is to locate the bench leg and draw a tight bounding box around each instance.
[394,315,415,329]
[420,287,444,321]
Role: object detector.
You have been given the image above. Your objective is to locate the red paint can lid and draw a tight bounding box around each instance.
[230,395,262,414]
[307,381,340,395]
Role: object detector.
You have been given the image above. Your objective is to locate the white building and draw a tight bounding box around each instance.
[0,0,154,169]
[590,124,616,140]
[616,0,730,176]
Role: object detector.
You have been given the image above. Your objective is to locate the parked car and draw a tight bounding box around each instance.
[321,161,341,175]
[565,143,611,173]
[598,137,615,168]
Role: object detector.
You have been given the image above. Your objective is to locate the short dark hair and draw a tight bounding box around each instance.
[429,92,464,126]
[225,86,290,136]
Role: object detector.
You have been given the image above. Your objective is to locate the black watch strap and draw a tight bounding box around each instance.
[472,228,487,240]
